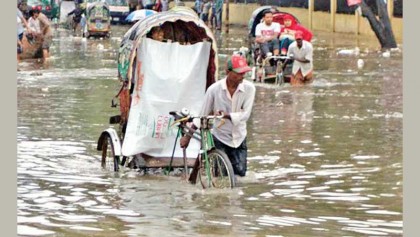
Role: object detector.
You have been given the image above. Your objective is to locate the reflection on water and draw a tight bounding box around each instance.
[17,25,402,236]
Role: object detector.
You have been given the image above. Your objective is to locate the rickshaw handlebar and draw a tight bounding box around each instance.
[266,55,290,61]
[169,111,224,123]
[169,110,226,139]
[169,111,225,122]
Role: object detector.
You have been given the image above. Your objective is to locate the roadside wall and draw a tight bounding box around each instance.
[176,2,403,43]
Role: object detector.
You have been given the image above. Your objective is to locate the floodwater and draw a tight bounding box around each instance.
[17,25,402,236]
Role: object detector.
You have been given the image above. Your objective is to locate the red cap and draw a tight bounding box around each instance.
[295,31,303,40]
[227,54,252,74]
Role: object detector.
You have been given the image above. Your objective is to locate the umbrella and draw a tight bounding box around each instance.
[125,9,157,22]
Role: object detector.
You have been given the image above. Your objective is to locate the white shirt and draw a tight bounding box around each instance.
[287,40,313,76]
[255,21,281,39]
[17,9,25,35]
[161,0,169,11]
[28,17,41,34]
[199,78,256,148]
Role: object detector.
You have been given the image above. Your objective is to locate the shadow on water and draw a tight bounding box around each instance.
[17,25,402,236]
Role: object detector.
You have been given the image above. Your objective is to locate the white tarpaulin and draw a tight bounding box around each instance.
[121,38,211,158]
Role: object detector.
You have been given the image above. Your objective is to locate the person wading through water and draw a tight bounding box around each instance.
[284,31,314,86]
[180,54,256,177]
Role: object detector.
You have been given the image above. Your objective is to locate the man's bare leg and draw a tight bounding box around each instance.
[43,49,49,60]
[291,70,305,86]
[42,49,50,67]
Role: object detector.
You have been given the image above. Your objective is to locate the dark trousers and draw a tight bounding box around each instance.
[259,38,280,58]
[213,136,248,176]
[280,38,294,54]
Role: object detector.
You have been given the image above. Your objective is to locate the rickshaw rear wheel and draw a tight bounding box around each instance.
[275,61,285,85]
[101,134,120,172]
[198,149,236,189]
[276,73,285,86]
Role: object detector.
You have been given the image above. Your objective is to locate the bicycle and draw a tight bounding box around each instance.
[169,109,236,189]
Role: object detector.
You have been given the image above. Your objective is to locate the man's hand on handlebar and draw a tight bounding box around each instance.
[216,110,230,120]
[180,136,191,148]
[180,124,197,148]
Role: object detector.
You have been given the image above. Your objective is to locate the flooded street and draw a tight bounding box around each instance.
[17,25,402,236]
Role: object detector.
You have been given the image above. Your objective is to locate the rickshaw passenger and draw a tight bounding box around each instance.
[180,55,256,177]
[148,27,165,42]
[254,10,280,63]
[279,14,313,55]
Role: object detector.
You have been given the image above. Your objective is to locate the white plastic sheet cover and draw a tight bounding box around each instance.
[122,38,211,158]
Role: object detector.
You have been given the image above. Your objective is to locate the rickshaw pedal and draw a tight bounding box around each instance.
[109,115,121,124]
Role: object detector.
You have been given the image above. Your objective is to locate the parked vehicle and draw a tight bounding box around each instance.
[85,1,111,38]
[105,0,130,24]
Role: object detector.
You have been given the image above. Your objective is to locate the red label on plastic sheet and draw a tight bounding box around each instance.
[154,115,170,139]
[133,61,144,106]
[347,0,362,6]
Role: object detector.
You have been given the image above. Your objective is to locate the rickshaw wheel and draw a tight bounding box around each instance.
[198,149,236,189]
[276,61,285,86]
[276,73,285,86]
[101,135,120,172]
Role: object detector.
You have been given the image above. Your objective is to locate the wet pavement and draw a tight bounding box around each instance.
[17,24,402,236]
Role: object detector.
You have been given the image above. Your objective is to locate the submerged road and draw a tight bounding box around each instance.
[17,25,402,236]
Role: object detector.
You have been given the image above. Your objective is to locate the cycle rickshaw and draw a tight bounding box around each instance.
[247,6,300,85]
[97,7,236,189]
[85,1,111,38]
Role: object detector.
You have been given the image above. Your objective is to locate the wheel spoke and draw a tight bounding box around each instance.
[198,150,235,189]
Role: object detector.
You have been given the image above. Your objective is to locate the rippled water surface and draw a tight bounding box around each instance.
[17,25,402,236]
